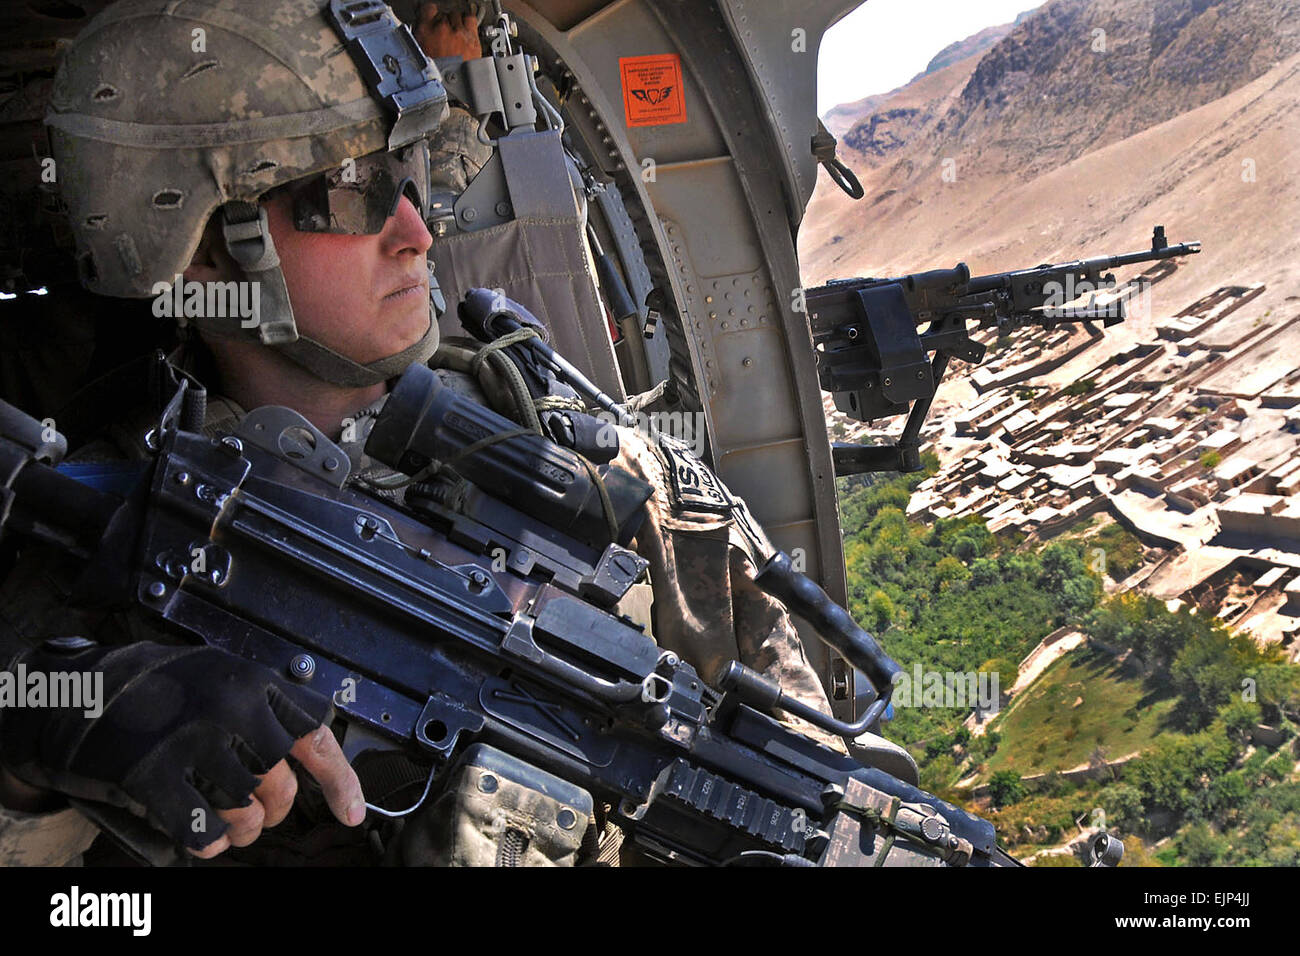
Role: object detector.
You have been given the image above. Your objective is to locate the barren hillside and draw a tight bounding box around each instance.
[822,12,1028,138]
[803,0,1300,325]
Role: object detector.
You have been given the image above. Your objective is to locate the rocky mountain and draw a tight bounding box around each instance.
[802,0,1300,339]
[832,52,987,160]
[823,92,887,139]
[937,0,1300,180]
[822,9,1034,140]
[918,12,1033,78]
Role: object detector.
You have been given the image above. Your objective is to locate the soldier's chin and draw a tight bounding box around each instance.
[380,300,434,353]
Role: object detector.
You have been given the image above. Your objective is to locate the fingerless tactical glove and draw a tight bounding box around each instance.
[0,637,331,851]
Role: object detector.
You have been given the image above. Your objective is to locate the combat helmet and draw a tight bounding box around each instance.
[45,0,449,387]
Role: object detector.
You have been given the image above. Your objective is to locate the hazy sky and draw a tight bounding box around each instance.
[818,0,1043,114]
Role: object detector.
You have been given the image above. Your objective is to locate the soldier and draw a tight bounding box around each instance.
[0,0,841,866]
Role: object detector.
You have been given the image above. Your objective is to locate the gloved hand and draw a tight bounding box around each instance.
[0,637,362,856]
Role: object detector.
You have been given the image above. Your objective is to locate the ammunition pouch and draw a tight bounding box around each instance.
[399,744,593,866]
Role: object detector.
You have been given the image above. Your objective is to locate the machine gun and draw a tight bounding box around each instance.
[0,361,1032,868]
[810,226,1201,474]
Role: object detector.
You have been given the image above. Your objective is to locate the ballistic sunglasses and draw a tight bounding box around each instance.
[281,139,430,234]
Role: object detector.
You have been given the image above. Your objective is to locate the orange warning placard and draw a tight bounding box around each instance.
[619,54,687,128]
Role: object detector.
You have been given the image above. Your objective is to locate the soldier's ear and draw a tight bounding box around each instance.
[183,213,241,285]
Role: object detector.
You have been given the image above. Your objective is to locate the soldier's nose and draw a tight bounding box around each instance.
[381,194,433,258]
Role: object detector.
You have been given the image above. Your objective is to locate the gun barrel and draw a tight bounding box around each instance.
[966,238,1200,294]
[1103,240,1201,269]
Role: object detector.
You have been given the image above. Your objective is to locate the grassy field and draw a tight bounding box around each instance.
[986,645,1181,776]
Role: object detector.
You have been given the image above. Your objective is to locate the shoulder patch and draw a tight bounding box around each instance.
[656,435,732,514]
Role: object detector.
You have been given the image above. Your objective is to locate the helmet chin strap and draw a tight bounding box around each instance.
[185,201,442,389]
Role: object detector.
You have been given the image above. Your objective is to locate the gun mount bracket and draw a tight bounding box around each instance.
[234,406,352,489]
[413,694,485,758]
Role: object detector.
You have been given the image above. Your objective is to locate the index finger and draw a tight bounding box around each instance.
[290,724,366,827]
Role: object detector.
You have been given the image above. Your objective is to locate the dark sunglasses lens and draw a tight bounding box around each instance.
[290,143,428,234]
[329,161,397,233]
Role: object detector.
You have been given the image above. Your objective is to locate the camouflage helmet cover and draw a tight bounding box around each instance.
[47,0,447,298]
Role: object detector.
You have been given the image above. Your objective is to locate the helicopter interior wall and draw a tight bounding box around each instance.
[508,0,865,713]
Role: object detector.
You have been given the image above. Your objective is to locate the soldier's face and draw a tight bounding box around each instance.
[262,191,434,364]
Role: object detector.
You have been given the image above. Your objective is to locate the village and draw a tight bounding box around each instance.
[829,258,1300,659]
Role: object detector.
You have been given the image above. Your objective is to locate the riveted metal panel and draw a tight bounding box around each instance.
[509,0,861,713]
[717,0,862,224]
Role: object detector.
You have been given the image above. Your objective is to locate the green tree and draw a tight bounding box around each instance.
[1120,835,1161,867]
[1264,820,1300,866]
[980,657,1018,694]
[925,735,951,760]
[1087,593,1199,669]
[1101,783,1144,831]
[1170,626,1258,728]
[867,589,896,632]
[1255,661,1300,723]
[1126,729,1240,817]
[989,770,1026,808]
[1209,771,1250,823]
[934,555,971,591]
[1177,823,1225,865]
[1038,543,1101,620]
[1219,699,1262,742]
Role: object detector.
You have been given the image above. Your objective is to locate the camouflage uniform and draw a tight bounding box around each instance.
[420,100,835,727]
[0,347,842,865]
[0,797,100,867]
[612,429,845,751]
[427,105,494,194]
